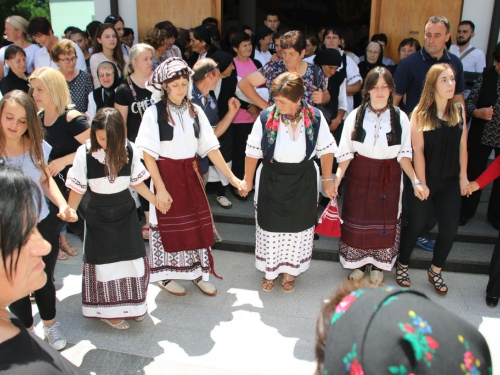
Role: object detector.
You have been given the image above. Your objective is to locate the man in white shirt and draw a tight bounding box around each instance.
[253,26,273,67]
[449,20,486,73]
[28,17,86,71]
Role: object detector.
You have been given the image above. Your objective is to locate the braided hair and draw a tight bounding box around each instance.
[351,66,397,145]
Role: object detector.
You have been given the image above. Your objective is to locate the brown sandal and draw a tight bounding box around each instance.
[281,274,295,293]
[60,242,78,256]
[262,278,274,292]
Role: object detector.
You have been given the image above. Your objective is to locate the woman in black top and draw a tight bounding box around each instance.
[397,63,468,294]
[357,41,385,84]
[0,165,86,375]
[115,43,154,238]
[0,45,29,95]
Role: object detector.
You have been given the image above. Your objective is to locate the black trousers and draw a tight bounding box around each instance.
[461,122,500,221]
[232,122,253,180]
[487,233,500,297]
[9,201,65,327]
[399,176,461,268]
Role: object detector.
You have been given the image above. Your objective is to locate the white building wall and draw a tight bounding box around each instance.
[462,0,496,54]
[93,0,139,44]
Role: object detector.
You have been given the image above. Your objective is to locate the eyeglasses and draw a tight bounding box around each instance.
[59,56,78,63]
[98,72,114,78]
[205,63,219,76]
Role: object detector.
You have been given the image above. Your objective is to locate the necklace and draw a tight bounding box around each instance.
[168,99,188,114]
[281,107,303,127]
[369,104,389,116]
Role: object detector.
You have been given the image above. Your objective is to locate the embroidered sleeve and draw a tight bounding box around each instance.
[65,144,88,194]
[397,111,413,162]
[345,56,362,86]
[135,106,161,160]
[336,109,357,163]
[316,113,337,158]
[196,108,220,158]
[129,141,150,187]
[245,117,264,159]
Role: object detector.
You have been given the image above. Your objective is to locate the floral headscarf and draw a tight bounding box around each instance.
[146,57,194,103]
[322,287,492,375]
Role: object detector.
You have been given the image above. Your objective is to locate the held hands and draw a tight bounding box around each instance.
[464,181,480,197]
[228,175,247,194]
[238,178,253,198]
[329,117,342,132]
[57,205,78,222]
[228,97,241,114]
[48,158,67,177]
[413,183,430,201]
[155,188,173,214]
[322,177,337,200]
[460,177,470,196]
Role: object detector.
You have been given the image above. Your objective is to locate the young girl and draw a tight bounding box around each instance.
[66,107,160,330]
[397,63,468,294]
[1,90,77,350]
[89,23,128,88]
[86,61,120,123]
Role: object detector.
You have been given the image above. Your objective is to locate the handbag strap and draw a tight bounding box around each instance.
[459,47,475,61]
[127,76,143,119]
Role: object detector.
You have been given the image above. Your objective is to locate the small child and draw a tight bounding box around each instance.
[66,107,163,329]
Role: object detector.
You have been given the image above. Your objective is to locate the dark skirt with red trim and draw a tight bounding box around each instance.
[339,154,402,271]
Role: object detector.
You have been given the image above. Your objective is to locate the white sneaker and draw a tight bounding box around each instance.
[157,280,187,296]
[43,322,67,351]
[192,278,217,296]
[216,196,232,209]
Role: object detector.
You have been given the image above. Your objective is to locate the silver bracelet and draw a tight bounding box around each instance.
[412,179,421,187]
[322,178,334,182]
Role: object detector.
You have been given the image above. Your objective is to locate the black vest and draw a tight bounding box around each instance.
[86,140,132,180]
[155,101,200,141]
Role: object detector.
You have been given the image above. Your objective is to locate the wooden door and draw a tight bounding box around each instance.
[369,0,463,63]
[136,0,222,41]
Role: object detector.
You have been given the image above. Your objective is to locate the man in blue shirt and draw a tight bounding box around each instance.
[394,15,465,114]
[394,15,465,252]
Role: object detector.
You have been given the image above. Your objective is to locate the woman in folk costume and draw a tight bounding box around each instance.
[135,57,245,297]
[333,67,427,283]
[66,108,156,330]
[240,72,337,293]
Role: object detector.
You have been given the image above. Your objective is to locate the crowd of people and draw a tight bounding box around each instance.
[0,9,498,373]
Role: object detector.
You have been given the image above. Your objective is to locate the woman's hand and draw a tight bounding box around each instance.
[465,181,480,197]
[247,104,260,120]
[239,178,253,197]
[155,188,173,214]
[413,183,430,201]
[228,175,244,190]
[460,177,470,196]
[311,86,327,105]
[57,205,78,222]
[332,176,342,196]
[48,158,67,177]
[322,178,337,200]
[474,106,493,121]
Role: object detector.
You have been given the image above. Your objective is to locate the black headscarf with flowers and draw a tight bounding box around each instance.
[322,286,492,375]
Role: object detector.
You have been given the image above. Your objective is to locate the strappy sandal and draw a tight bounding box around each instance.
[281,274,295,293]
[428,266,448,295]
[396,261,411,287]
[57,249,69,260]
[261,278,274,292]
[60,242,77,256]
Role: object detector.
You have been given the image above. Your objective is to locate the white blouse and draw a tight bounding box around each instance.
[245,111,337,162]
[135,103,220,161]
[66,140,150,195]
[336,106,412,163]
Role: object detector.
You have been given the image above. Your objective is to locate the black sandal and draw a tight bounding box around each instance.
[396,261,411,287]
[428,266,448,295]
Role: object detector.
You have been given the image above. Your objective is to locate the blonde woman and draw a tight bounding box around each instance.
[30,67,91,249]
[397,63,468,294]
[0,15,40,78]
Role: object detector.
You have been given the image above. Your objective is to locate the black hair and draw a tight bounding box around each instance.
[459,20,475,32]
[4,45,26,60]
[305,34,320,48]
[493,41,500,62]
[123,27,134,38]
[239,25,253,33]
[426,15,450,33]
[86,20,102,40]
[265,12,279,18]
[27,17,52,37]
[231,31,251,48]
[202,17,218,27]
[64,26,79,36]
[337,27,355,51]
[69,27,85,37]
[371,33,388,45]
[104,15,124,25]
[155,21,174,30]
[0,162,41,281]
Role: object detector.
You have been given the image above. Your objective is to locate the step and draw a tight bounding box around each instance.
[213,222,493,275]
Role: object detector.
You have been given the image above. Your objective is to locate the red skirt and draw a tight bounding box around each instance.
[341,154,401,249]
